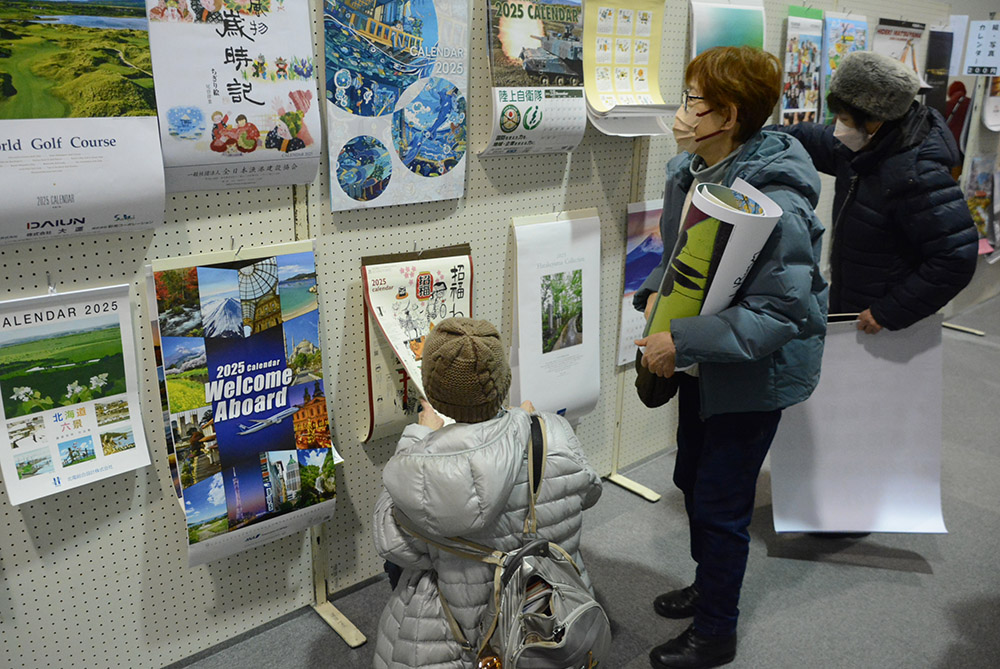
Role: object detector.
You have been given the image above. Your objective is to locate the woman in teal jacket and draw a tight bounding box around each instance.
[634,47,827,669]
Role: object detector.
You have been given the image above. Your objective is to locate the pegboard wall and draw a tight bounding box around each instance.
[0,0,995,667]
[306,0,672,596]
[948,48,1000,314]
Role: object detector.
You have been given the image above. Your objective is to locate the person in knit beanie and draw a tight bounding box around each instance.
[371,317,602,669]
[420,317,512,424]
[830,51,921,121]
[772,47,976,550]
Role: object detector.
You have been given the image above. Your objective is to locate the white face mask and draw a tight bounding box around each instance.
[833,119,869,152]
[672,105,721,154]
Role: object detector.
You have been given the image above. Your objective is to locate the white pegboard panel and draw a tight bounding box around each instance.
[0,182,313,669]
[306,0,654,592]
[1,1,980,667]
[614,0,692,472]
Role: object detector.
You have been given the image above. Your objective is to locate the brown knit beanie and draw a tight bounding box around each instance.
[421,317,511,423]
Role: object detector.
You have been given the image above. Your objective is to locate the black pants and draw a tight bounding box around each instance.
[673,374,781,637]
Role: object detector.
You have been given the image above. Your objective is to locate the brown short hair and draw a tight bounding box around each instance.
[686,46,782,143]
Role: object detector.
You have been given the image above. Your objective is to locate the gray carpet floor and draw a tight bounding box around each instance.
[169,297,1000,669]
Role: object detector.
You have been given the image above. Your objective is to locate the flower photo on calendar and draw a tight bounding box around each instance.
[0,285,150,506]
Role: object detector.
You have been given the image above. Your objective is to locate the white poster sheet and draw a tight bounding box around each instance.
[146,0,322,192]
[948,15,968,77]
[325,0,470,210]
[618,200,663,366]
[0,2,164,244]
[872,18,927,87]
[771,316,947,534]
[0,285,150,505]
[362,245,473,439]
[150,241,343,566]
[481,0,587,156]
[962,20,1000,76]
[511,209,600,420]
[781,6,823,126]
[582,0,676,136]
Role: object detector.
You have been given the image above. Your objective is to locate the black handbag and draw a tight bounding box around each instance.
[634,347,680,407]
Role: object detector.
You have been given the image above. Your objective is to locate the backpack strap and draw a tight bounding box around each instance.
[546,540,583,577]
[432,571,476,654]
[393,508,507,660]
[392,508,504,566]
[523,414,547,537]
[472,557,506,662]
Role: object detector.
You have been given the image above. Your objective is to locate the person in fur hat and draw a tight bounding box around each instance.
[778,51,977,334]
[372,317,602,669]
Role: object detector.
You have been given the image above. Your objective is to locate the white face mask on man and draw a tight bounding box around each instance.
[833,119,869,152]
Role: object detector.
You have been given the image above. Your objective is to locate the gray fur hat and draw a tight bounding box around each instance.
[829,51,920,121]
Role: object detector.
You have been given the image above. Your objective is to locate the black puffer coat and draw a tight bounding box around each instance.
[780,103,977,330]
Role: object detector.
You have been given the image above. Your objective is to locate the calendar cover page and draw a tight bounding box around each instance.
[150,241,342,566]
[0,1,164,243]
[361,245,473,441]
[145,0,322,192]
[325,0,470,210]
[480,0,587,155]
[0,285,150,505]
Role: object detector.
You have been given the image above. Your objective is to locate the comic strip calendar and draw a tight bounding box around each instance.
[325,0,470,210]
[145,0,322,192]
[361,245,473,441]
[587,1,661,111]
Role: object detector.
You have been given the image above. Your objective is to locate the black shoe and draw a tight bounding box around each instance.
[653,584,699,619]
[649,624,736,669]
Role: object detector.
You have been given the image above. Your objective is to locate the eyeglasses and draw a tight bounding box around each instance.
[681,89,706,112]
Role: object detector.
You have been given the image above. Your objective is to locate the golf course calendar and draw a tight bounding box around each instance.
[0,0,164,242]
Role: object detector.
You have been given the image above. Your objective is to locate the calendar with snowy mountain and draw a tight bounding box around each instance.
[149,240,342,566]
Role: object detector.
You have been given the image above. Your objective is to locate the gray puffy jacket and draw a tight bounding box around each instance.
[372,408,602,669]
